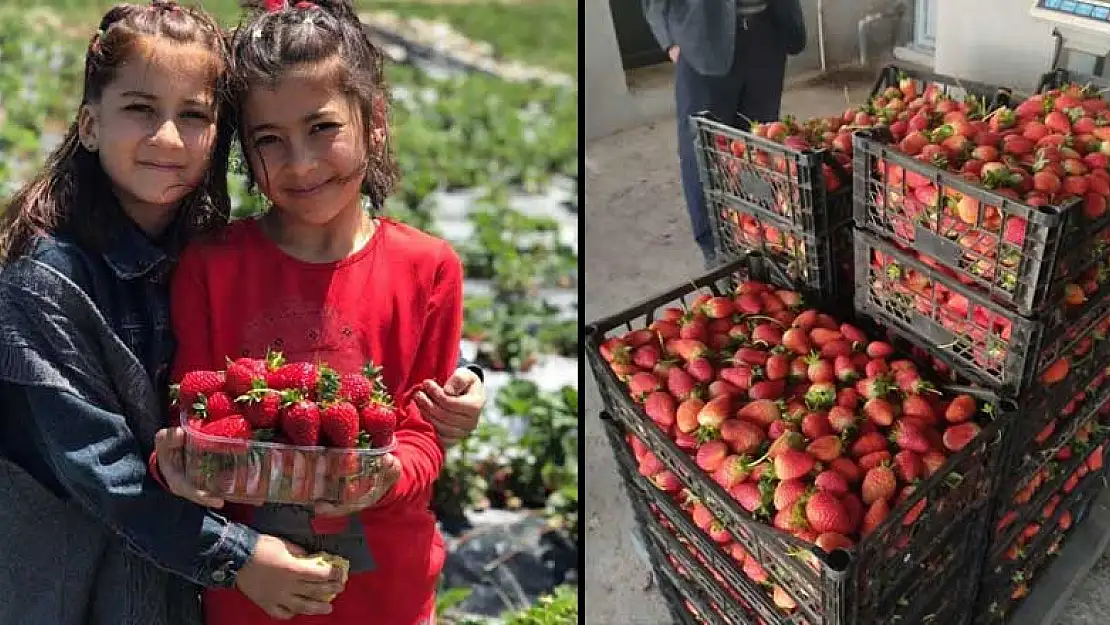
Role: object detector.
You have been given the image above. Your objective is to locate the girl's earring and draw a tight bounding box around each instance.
[83,139,98,153]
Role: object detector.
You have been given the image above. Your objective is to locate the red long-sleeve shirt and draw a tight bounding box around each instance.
[169,217,462,625]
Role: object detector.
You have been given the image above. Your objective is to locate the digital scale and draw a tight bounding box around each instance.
[1031,0,1110,73]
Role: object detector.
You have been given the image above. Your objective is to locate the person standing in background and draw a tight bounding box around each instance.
[642,0,807,269]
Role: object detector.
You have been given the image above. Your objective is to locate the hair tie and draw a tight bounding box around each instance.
[263,0,285,12]
[294,1,316,8]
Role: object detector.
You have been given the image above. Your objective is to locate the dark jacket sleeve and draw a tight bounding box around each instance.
[7,383,258,588]
[641,0,675,51]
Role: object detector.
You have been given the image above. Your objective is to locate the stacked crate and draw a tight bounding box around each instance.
[586,256,1015,625]
[693,65,1013,305]
[850,68,1110,622]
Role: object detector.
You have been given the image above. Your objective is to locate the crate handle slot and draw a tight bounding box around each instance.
[913,226,963,266]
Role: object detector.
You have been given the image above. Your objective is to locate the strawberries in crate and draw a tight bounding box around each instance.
[602,278,998,572]
[174,352,398,504]
[858,80,1110,317]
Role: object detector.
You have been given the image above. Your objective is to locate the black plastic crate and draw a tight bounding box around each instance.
[989,400,1110,564]
[608,412,804,625]
[851,125,1110,316]
[585,257,1014,625]
[605,411,987,625]
[974,450,1109,625]
[867,64,1014,110]
[708,195,854,302]
[1036,68,1110,93]
[854,227,1110,396]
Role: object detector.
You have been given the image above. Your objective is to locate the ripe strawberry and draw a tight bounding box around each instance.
[851,431,889,458]
[280,399,321,446]
[834,355,859,383]
[200,414,253,452]
[676,398,705,434]
[320,401,361,447]
[686,357,715,384]
[628,372,663,401]
[749,380,786,401]
[637,452,664,477]
[714,455,753,488]
[666,368,700,400]
[814,470,849,496]
[807,435,844,462]
[891,421,931,453]
[765,354,791,380]
[816,532,854,553]
[338,373,374,406]
[827,406,857,433]
[644,391,677,429]
[942,422,981,452]
[863,397,897,427]
[267,362,321,393]
[774,478,808,511]
[774,449,816,481]
[720,419,764,454]
[696,395,731,435]
[772,586,797,611]
[223,358,267,398]
[751,323,783,347]
[806,354,834,384]
[856,376,892,400]
[806,492,852,534]
[893,450,924,482]
[359,402,398,447]
[901,395,936,424]
[666,338,709,361]
[862,498,891,535]
[191,391,236,421]
[865,341,894,359]
[766,431,805,459]
[944,394,977,423]
[837,387,861,410]
[858,450,892,472]
[731,482,765,513]
[781,328,812,355]
[175,370,225,406]
[695,440,729,472]
[842,492,864,529]
[1040,358,1070,386]
[809,328,842,346]
[862,466,897,504]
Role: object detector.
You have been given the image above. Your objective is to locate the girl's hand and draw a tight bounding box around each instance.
[414,368,485,447]
[312,453,401,517]
[153,426,226,508]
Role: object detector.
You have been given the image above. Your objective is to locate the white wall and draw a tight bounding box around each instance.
[585,0,637,141]
[933,0,1056,93]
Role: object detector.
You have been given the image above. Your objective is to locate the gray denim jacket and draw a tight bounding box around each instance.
[0,231,257,625]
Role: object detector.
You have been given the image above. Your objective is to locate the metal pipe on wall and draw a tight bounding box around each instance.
[817,0,828,72]
[858,12,884,65]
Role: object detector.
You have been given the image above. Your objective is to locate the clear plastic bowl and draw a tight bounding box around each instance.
[180,411,396,505]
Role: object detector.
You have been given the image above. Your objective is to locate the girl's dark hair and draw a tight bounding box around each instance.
[0,0,233,261]
[232,0,397,209]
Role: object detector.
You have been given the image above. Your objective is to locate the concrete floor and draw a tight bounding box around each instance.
[583,73,1110,625]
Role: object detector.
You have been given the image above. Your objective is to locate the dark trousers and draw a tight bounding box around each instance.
[675,13,788,262]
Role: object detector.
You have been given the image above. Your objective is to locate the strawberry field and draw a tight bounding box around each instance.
[590,64,1110,625]
[0,2,577,622]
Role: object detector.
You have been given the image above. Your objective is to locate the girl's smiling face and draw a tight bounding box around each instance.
[242,69,368,227]
[79,38,219,232]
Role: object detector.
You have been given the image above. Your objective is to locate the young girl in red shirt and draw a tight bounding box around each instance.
[160,1,464,623]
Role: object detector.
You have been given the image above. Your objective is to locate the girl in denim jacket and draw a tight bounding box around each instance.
[0,2,347,622]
